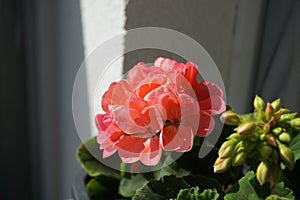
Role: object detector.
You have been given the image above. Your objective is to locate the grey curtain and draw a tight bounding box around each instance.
[0,0,32,199]
[255,0,300,113]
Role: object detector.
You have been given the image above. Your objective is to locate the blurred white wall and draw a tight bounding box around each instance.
[80,0,125,138]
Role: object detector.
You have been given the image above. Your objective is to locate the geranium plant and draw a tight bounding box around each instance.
[76,58,300,200]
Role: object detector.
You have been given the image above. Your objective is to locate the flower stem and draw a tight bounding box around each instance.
[120,162,126,177]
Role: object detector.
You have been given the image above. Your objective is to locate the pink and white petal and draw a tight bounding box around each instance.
[95,113,113,132]
[194,81,223,101]
[117,136,146,163]
[154,57,165,66]
[175,73,197,97]
[118,149,141,163]
[182,61,199,85]
[176,126,194,152]
[102,146,117,158]
[160,126,183,151]
[99,137,115,150]
[140,136,162,166]
[196,111,216,137]
[199,95,226,115]
[110,80,132,107]
[142,104,166,134]
[112,106,148,135]
[127,62,148,87]
[101,82,117,112]
[154,57,178,71]
[178,93,199,118]
[97,131,107,144]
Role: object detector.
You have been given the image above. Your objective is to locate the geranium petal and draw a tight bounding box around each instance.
[113,106,148,135]
[127,62,164,88]
[182,61,198,85]
[140,136,162,166]
[95,113,112,131]
[142,104,166,134]
[197,111,216,137]
[110,80,132,107]
[161,126,183,151]
[199,95,226,115]
[97,132,118,158]
[176,126,194,152]
[102,146,117,158]
[118,136,146,163]
[154,57,178,71]
[194,81,223,101]
[101,82,117,112]
[127,62,148,87]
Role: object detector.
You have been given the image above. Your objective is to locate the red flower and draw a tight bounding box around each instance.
[95,58,225,166]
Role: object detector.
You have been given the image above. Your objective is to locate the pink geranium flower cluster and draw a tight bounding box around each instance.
[95,58,225,166]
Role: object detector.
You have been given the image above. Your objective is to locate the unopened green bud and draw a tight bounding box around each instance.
[290,118,300,127]
[272,127,282,135]
[237,122,256,135]
[213,157,232,173]
[232,151,247,167]
[218,140,237,158]
[271,98,281,112]
[260,134,267,141]
[254,95,265,111]
[278,132,291,143]
[280,113,297,121]
[239,115,253,123]
[267,134,277,147]
[263,124,270,134]
[235,141,246,153]
[265,103,274,121]
[220,110,240,126]
[268,116,277,128]
[255,110,266,122]
[268,163,281,187]
[277,141,295,170]
[259,142,273,160]
[256,161,269,185]
[266,195,284,200]
[279,108,290,114]
[273,110,282,122]
[226,133,241,140]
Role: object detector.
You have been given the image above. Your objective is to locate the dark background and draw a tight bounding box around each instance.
[1,0,299,199]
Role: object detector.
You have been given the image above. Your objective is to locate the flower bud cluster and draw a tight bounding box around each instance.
[215,95,300,186]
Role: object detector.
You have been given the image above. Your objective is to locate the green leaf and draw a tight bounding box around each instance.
[289,132,300,161]
[86,177,108,198]
[224,171,270,200]
[268,182,295,200]
[157,156,191,179]
[132,175,222,200]
[86,175,121,199]
[265,194,290,200]
[76,137,122,179]
[133,175,188,200]
[119,174,149,197]
[176,187,219,200]
[198,189,219,200]
[118,156,191,198]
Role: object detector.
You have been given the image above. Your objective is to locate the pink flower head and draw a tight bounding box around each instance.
[95,58,225,166]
